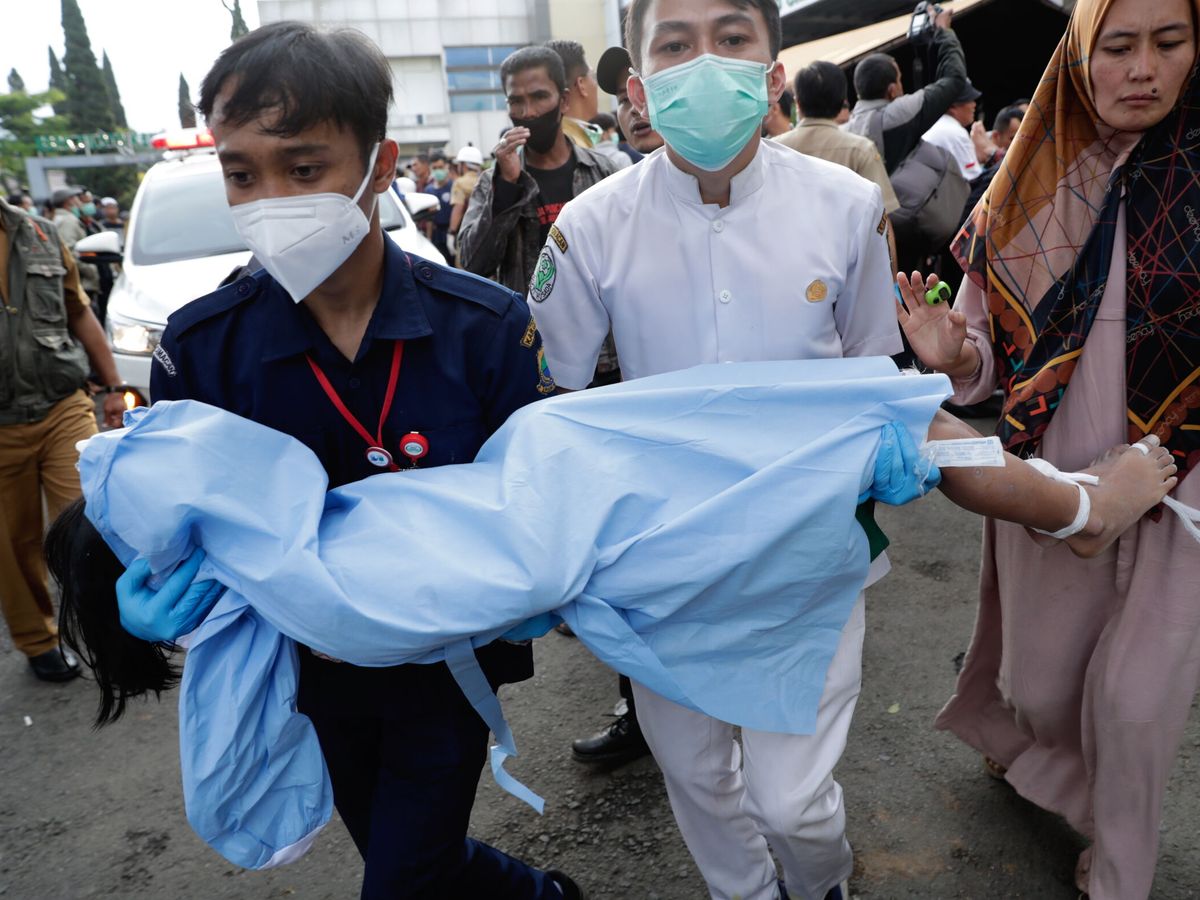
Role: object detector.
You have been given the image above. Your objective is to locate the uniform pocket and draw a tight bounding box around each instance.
[25,259,69,324]
[32,328,88,397]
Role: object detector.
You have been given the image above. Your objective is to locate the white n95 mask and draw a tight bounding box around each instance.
[230,142,381,303]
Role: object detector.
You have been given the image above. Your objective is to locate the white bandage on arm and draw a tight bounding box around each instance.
[1024,458,1098,540]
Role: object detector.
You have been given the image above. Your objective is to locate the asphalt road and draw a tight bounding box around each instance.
[2,414,1198,899]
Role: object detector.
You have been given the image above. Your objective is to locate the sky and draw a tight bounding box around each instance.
[7,0,262,134]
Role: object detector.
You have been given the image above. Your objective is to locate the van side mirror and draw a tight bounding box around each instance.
[75,230,123,265]
[404,191,440,225]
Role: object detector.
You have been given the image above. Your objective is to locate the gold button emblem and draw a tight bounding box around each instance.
[806,280,828,302]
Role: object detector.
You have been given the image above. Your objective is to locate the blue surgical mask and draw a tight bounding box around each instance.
[641,54,770,172]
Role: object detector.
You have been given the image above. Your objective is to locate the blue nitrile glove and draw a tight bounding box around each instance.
[499,612,560,642]
[864,422,942,506]
[116,549,223,643]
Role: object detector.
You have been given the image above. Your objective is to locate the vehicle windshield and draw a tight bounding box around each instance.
[129,163,410,266]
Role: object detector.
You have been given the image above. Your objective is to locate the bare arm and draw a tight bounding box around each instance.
[927,410,1177,557]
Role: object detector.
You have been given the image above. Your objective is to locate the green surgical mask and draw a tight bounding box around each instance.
[79,201,97,217]
[642,54,769,172]
[431,168,449,184]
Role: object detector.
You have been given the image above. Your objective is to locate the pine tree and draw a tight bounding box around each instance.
[224,0,249,40]
[178,74,196,128]
[8,69,25,93]
[100,51,127,129]
[48,47,68,115]
[61,0,116,133]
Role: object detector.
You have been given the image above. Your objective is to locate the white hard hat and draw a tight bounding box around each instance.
[455,145,484,166]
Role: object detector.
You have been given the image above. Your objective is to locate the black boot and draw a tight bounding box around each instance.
[571,710,650,764]
[546,869,588,900]
[28,646,81,683]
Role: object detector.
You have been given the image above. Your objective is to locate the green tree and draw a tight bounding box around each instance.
[61,0,116,133]
[0,84,69,183]
[101,51,127,129]
[8,69,25,93]
[223,0,249,40]
[178,73,196,128]
[48,47,68,115]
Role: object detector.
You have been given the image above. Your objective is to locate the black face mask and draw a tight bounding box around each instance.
[512,105,562,154]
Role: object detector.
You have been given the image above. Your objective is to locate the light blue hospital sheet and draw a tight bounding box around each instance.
[78,358,950,869]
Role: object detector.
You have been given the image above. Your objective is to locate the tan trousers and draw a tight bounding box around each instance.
[0,391,97,656]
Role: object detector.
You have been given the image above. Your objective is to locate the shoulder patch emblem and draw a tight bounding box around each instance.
[520,315,538,349]
[806,280,828,303]
[549,224,568,255]
[877,212,888,235]
[536,347,556,395]
[152,343,177,376]
[529,247,557,304]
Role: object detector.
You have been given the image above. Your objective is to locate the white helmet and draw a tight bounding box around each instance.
[455,145,484,167]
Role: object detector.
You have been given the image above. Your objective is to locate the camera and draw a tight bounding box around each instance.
[908,1,944,41]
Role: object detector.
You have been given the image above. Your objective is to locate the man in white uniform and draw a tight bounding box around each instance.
[922,79,984,182]
[527,1,899,898]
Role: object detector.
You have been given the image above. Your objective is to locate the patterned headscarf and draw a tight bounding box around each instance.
[952,0,1200,481]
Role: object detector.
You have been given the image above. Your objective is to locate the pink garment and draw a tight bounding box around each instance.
[934,212,1200,900]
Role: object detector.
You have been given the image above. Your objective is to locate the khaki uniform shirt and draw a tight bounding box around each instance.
[776,119,900,214]
[450,169,479,209]
[51,208,100,293]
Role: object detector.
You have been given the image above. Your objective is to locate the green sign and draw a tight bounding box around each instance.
[33,131,157,155]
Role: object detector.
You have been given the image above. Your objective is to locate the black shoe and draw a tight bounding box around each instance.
[571,711,650,764]
[28,646,82,683]
[546,868,587,900]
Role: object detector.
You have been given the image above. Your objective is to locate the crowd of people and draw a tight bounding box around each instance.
[1,0,1197,898]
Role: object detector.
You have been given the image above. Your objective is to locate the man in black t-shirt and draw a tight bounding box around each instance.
[458,46,615,297]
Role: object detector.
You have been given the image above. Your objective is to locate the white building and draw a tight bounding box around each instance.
[257,0,622,158]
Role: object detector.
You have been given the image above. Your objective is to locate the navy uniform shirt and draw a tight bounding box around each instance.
[424,179,455,229]
[151,237,554,711]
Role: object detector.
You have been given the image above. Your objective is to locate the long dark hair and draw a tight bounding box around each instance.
[47,499,180,726]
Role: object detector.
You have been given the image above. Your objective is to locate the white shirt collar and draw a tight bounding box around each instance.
[660,140,767,209]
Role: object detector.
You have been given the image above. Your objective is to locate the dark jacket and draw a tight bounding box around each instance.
[845,28,968,174]
[458,143,615,295]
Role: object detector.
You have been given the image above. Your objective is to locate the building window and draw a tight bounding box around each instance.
[446,45,522,114]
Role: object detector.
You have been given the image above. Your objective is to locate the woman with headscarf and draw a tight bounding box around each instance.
[897,0,1200,896]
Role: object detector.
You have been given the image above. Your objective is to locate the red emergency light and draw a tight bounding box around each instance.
[151,128,215,151]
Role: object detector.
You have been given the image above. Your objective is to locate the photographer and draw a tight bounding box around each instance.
[845,5,967,173]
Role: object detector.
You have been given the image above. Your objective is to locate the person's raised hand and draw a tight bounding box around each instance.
[970,121,997,165]
[494,128,529,184]
[895,271,972,375]
[116,549,223,643]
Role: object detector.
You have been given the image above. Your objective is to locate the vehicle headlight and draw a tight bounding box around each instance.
[108,312,163,356]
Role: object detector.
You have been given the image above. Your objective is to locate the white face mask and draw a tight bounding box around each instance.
[230,142,381,303]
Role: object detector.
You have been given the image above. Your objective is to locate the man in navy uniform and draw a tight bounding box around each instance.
[135,22,581,900]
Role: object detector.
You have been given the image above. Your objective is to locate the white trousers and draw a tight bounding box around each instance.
[633,593,866,900]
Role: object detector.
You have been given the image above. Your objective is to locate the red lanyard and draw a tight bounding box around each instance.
[306,340,404,471]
